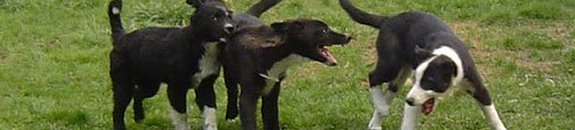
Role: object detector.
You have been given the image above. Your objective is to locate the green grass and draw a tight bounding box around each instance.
[1,0,574,129]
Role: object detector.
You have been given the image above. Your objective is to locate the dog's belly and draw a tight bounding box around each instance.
[192,42,221,86]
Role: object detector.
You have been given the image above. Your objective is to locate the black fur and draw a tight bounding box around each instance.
[339,0,492,104]
[107,0,235,129]
[187,0,284,120]
[223,19,351,130]
[338,0,508,129]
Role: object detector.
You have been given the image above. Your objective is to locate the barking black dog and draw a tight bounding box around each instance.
[186,0,283,121]
[339,0,507,130]
[223,19,351,130]
[107,0,235,129]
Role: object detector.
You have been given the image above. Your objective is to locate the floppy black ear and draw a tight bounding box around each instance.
[271,22,289,33]
[414,45,434,62]
[271,21,303,33]
[186,0,203,8]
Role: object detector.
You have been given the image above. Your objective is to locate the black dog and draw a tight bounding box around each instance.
[186,0,283,121]
[107,0,235,129]
[339,0,507,130]
[223,19,351,130]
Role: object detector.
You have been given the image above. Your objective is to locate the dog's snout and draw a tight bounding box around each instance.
[224,23,235,34]
[405,98,415,106]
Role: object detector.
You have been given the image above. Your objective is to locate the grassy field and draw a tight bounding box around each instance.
[1,0,574,129]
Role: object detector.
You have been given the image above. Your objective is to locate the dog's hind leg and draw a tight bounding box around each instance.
[195,74,219,130]
[368,66,411,130]
[112,82,135,130]
[466,74,507,130]
[367,24,404,130]
[110,58,134,130]
[167,82,191,130]
[132,82,161,122]
[261,82,281,130]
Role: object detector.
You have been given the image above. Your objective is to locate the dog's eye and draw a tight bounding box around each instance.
[320,29,329,34]
[213,16,218,21]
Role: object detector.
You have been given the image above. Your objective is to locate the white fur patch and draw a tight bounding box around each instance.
[368,111,383,130]
[406,46,465,105]
[368,86,397,130]
[406,56,440,105]
[170,110,190,130]
[192,42,221,87]
[432,46,464,86]
[480,104,507,130]
[202,106,218,130]
[260,54,307,94]
[111,7,120,15]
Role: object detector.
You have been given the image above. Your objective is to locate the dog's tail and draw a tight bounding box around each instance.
[339,0,386,28]
[245,0,282,17]
[108,0,125,42]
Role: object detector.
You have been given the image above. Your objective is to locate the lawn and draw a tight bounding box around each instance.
[0,0,574,129]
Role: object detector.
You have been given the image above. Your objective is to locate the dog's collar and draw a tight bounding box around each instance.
[259,73,280,82]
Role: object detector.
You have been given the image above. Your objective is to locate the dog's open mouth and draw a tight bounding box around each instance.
[421,98,435,115]
[318,46,337,66]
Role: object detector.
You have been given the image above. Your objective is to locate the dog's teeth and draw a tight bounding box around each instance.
[219,38,227,42]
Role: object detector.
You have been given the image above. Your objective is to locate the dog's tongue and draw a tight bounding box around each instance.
[421,98,435,115]
[319,47,337,65]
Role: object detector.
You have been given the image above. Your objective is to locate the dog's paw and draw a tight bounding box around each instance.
[374,104,390,116]
[367,125,382,130]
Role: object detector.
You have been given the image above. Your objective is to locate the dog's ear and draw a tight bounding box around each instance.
[271,22,289,33]
[271,21,304,33]
[415,45,434,62]
[186,0,203,8]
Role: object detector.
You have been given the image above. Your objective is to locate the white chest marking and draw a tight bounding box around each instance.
[260,54,307,94]
[192,42,221,86]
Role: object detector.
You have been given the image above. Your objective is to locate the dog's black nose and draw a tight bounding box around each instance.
[224,24,235,34]
[405,98,415,106]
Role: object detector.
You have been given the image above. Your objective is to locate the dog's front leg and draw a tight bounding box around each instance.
[262,82,281,130]
[195,74,219,130]
[168,84,190,130]
[400,103,420,130]
[240,87,260,130]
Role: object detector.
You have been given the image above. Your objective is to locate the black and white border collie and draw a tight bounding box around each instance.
[222,19,351,130]
[339,0,507,130]
[107,0,234,129]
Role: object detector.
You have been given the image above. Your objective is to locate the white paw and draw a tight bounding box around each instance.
[374,104,390,116]
[367,125,382,130]
[202,107,217,130]
[368,111,382,130]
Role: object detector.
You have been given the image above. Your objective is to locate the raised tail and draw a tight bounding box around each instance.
[338,0,386,28]
[245,0,282,17]
[108,0,125,41]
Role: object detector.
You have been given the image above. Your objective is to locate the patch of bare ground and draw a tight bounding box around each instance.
[450,21,572,76]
